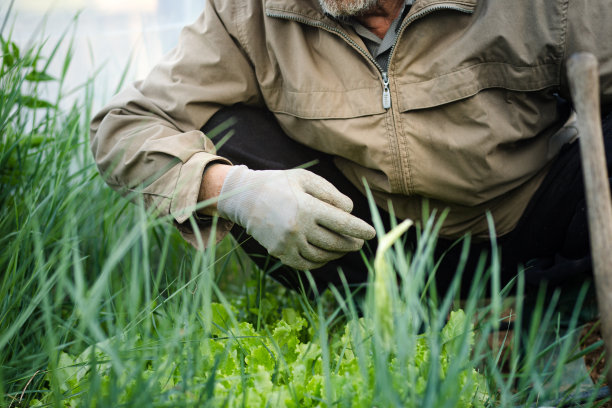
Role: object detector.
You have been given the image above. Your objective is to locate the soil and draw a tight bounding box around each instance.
[580,321,610,407]
[488,316,610,407]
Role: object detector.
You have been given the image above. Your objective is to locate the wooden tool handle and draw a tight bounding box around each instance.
[567,52,612,385]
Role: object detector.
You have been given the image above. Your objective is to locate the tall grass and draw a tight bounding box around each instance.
[1,18,608,408]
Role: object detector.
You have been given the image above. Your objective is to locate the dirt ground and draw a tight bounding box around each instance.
[488,316,609,407]
[581,321,610,407]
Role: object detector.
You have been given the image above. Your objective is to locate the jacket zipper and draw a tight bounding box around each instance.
[266,4,473,110]
[382,72,391,109]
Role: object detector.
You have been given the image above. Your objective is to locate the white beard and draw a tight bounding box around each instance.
[318,0,379,17]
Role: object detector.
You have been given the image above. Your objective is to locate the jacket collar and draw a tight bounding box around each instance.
[264,0,478,23]
[265,0,331,24]
[413,0,477,10]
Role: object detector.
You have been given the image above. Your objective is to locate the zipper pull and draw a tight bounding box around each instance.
[382,72,391,109]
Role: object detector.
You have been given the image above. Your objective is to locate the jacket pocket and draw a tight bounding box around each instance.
[396,62,559,111]
[263,84,386,119]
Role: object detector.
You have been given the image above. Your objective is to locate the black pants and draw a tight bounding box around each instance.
[203,105,612,297]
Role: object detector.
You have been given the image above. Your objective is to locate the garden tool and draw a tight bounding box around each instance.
[567,52,612,386]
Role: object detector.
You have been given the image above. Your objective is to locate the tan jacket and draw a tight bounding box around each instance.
[90,0,612,244]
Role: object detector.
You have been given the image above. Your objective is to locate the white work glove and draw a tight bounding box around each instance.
[217,165,376,270]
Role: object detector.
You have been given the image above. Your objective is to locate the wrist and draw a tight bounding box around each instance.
[197,163,232,216]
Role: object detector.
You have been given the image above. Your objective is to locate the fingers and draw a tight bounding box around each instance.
[291,170,376,240]
[277,250,327,271]
[294,169,354,213]
[283,257,327,271]
[307,226,365,253]
[274,229,359,268]
[313,203,376,241]
[299,243,347,264]
[274,232,359,270]
[280,244,348,270]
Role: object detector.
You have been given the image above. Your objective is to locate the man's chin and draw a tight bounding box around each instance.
[318,0,379,18]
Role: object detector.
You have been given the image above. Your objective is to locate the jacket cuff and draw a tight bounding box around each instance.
[170,151,231,223]
[169,151,234,248]
[176,217,234,250]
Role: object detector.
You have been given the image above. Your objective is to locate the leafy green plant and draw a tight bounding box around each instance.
[28,230,488,407]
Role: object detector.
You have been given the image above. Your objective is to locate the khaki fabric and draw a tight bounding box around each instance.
[90,0,612,246]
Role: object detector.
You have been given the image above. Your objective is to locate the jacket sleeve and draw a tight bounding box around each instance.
[90,0,263,247]
[561,0,612,108]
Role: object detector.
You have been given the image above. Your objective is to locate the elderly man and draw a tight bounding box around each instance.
[91,0,612,294]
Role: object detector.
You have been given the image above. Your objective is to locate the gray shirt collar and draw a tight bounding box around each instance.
[347,0,413,62]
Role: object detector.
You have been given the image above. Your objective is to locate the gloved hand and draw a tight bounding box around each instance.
[217,165,376,270]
